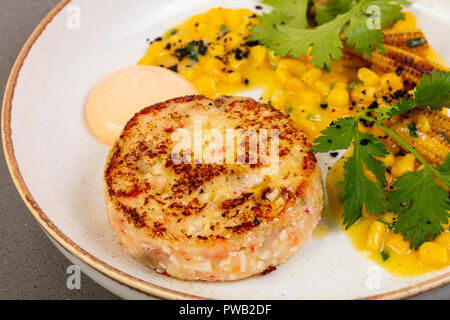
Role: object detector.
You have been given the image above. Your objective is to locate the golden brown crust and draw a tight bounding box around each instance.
[104,95,318,246]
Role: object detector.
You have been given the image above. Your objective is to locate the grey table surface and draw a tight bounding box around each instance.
[0,0,448,300]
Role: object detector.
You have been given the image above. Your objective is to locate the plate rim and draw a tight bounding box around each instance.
[2,0,449,300]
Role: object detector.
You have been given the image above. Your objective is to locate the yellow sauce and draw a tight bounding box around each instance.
[313,224,330,239]
[85,66,196,146]
[327,156,449,277]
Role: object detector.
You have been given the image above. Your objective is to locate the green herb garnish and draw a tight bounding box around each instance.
[381,250,390,261]
[285,106,293,115]
[164,28,178,38]
[251,0,410,69]
[220,24,230,34]
[186,43,199,61]
[348,81,364,90]
[408,122,418,137]
[378,219,394,230]
[407,37,426,48]
[313,71,450,248]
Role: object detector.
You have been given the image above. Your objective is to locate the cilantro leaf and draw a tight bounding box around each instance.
[264,8,352,68]
[312,117,356,153]
[315,0,352,25]
[390,70,450,117]
[388,167,449,249]
[251,0,410,68]
[381,250,390,261]
[313,117,389,228]
[261,0,309,28]
[251,0,310,47]
[434,153,450,188]
[343,4,384,59]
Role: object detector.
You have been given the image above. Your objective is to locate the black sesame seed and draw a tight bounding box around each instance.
[330,152,339,157]
[368,101,379,109]
[253,218,260,226]
[395,66,402,76]
[360,138,370,145]
[235,49,243,60]
[244,40,260,47]
[320,103,328,110]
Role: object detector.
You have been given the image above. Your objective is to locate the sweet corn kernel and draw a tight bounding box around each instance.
[274,66,290,86]
[203,57,226,81]
[249,45,267,68]
[387,234,410,255]
[271,90,286,109]
[228,54,246,69]
[381,211,397,224]
[302,68,323,84]
[358,121,371,133]
[416,114,431,133]
[139,41,169,65]
[314,80,331,96]
[227,71,242,86]
[168,34,186,50]
[221,32,243,51]
[392,11,416,30]
[351,85,377,104]
[419,242,448,265]
[178,68,194,81]
[435,232,450,249]
[296,118,318,140]
[380,73,403,93]
[225,10,243,29]
[195,77,216,97]
[333,82,348,90]
[285,77,306,94]
[207,43,225,57]
[443,221,450,231]
[268,50,281,64]
[379,153,395,167]
[357,67,380,86]
[327,88,349,108]
[391,153,416,178]
[366,221,387,251]
[300,91,321,107]
[205,8,224,26]
[277,59,307,78]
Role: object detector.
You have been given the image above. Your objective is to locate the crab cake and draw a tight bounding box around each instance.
[104,95,323,281]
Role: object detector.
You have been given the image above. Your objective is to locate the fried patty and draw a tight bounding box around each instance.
[104,95,323,281]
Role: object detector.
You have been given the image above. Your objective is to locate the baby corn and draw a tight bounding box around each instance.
[369,45,449,85]
[412,109,450,140]
[382,29,429,57]
[389,114,450,166]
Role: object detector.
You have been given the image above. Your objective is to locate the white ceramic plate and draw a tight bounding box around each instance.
[2,0,450,299]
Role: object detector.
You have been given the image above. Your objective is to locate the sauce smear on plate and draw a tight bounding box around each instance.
[85,65,196,146]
